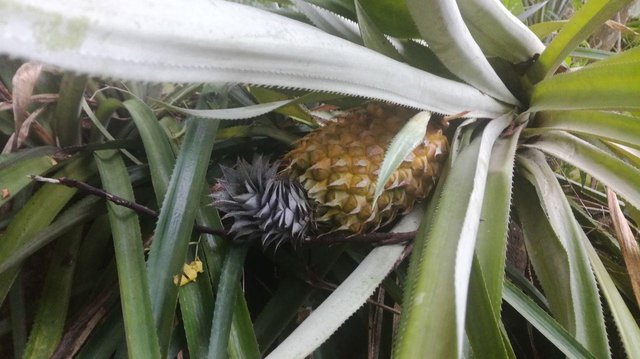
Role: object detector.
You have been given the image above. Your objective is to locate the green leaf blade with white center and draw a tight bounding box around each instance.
[457,0,545,63]
[0,0,509,118]
[394,114,512,358]
[527,0,635,82]
[406,0,518,104]
[531,111,640,150]
[516,149,610,358]
[265,209,423,359]
[525,131,640,211]
[475,124,522,314]
[529,63,640,112]
[374,111,430,204]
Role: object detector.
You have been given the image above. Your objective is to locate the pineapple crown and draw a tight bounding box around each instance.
[211,156,313,248]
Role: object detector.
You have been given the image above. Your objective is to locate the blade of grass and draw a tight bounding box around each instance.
[94,149,161,359]
[0,151,57,207]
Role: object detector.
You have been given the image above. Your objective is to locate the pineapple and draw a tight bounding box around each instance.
[213,102,448,247]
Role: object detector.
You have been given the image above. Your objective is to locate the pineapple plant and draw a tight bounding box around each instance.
[0,0,638,358]
[214,102,448,247]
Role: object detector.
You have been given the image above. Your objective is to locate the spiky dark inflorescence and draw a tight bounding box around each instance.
[212,156,312,248]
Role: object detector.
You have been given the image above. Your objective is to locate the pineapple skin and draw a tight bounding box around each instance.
[284,103,449,234]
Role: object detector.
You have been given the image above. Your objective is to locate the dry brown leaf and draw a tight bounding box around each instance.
[10,62,43,152]
[607,188,640,308]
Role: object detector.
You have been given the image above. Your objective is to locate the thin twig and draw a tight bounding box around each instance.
[30,175,228,237]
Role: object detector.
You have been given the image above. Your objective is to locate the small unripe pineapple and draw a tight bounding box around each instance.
[213,102,448,246]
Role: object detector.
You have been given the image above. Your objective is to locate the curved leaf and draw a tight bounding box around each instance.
[532,111,640,150]
[406,0,518,104]
[374,111,431,204]
[517,150,610,358]
[529,63,640,112]
[265,208,423,359]
[457,0,545,62]
[0,0,509,117]
[354,0,403,60]
[525,131,640,210]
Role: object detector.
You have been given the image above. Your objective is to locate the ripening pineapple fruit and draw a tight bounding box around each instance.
[213,102,449,247]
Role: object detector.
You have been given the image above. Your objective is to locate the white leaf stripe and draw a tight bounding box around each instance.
[0,0,509,118]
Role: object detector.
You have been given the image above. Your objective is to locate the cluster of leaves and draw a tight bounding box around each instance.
[0,0,639,358]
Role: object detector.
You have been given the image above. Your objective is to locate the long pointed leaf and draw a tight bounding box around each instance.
[517,149,610,358]
[532,111,640,150]
[265,208,423,359]
[94,150,161,359]
[394,114,511,358]
[526,131,640,210]
[530,63,640,111]
[406,0,518,104]
[0,0,509,117]
[457,0,545,62]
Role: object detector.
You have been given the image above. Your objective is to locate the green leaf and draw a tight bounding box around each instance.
[265,209,423,359]
[465,256,516,358]
[585,46,640,68]
[394,114,511,358]
[0,150,57,208]
[527,0,635,82]
[145,117,219,355]
[0,157,93,305]
[531,111,640,149]
[354,0,403,61]
[525,131,640,210]
[156,99,297,121]
[22,226,83,359]
[357,0,419,38]
[123,99,176,202]
[0,197,102,275]
[0,0,509,118]
[503,281,596,359]
[94,149,161,359]
[528,21,567,39]
[53,72,87,146]
[457,0,545,63]
[529,63,640,111]
[583,236,640,358]
[374,111,431,204]
[475,125,522,314]
[517,149,610,358]
[406,0,518,104]
[207,244,250,359]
